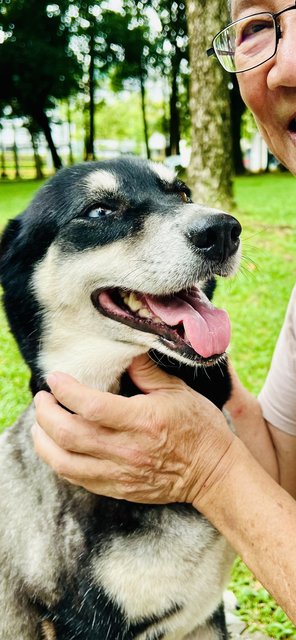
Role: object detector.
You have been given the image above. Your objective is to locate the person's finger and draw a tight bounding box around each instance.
[31,423,158,500]
[34,392,152,464]
[43,372,140,429]
[32,422,122,482]
[34,390,93,451]
[128,353,184,393]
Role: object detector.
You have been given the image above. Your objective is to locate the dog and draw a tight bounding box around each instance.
[0,157,241,640]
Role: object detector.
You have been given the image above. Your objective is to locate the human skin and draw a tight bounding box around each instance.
[233,0,296,175]
[32,0,296,622]
[33,356,296,622]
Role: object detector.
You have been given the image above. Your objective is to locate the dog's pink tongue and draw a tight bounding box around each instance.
[144,289,230,358]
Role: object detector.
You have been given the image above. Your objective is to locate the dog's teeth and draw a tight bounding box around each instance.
[121,291,162,322]
[138,308,153,319]
[127,293,143,312]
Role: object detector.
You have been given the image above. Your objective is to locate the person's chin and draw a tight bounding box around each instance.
[280,139,296,174]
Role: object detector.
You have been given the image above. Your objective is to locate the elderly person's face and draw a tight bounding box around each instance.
[232,0,296,174]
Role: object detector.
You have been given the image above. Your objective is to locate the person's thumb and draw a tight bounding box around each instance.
[128,353,183,394]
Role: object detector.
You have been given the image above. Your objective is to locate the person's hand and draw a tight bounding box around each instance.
[32,354,235,507]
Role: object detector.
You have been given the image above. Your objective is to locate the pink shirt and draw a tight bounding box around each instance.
[258,286,296,435]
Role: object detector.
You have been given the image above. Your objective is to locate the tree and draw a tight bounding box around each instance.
[186,0,233,209]
[26,119,45,180]
[119,0,190,156]
[65,2,148,159]
[153,0,189,155]
[230,77,246,175]
[107,13,153,158]
[0,123,8,179]
[0,0,81,169]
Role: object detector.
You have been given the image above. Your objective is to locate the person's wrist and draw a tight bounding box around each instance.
[189,434,241,513]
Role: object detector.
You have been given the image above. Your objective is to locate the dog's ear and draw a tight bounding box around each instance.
[0,212,43,391]
[0,216,23,280]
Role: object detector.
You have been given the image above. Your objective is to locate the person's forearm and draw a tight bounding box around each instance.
[225,364,279,481]
[195,437,296,624]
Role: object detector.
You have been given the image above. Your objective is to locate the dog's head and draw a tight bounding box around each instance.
[0,158,241,392]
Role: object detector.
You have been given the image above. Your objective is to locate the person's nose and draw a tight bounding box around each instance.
[267,17,296,90]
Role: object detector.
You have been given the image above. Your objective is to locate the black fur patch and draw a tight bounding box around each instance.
[211,603,228,640]
[39,579,180,640]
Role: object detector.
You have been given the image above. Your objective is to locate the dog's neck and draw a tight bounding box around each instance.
[35,335,147,395]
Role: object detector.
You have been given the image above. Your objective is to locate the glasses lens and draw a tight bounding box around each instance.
[214,13,276,72]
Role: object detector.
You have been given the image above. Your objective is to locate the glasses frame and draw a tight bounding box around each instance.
[206,1,296,73]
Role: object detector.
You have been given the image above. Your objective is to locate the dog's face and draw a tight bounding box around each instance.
[0,158,241,391]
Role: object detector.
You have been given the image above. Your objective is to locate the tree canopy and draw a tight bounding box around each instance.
[0,0,245,195]
[0,0,81,167]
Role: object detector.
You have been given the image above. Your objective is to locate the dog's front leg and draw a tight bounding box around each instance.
[0,574,45,640]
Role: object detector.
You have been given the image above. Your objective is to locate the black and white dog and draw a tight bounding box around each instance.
[0,158,241,640]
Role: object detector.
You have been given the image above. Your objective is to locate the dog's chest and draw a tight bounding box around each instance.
[47,504,233,640]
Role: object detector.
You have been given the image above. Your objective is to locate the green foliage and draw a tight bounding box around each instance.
[230,558,296,638]
[0,0,191,160]
[93,91,167,149]
[0,0,81,116]
[215,173,296,394]
[95,94,146,147]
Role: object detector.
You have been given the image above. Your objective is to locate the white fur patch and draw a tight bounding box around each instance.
[92,510,234,637]
[85,169,118,194]
[149,161,176,184]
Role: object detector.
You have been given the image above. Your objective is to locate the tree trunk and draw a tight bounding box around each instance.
[12,124,21,179]
[35,109,62,170]
[230,76,245,175]
[30,129,44,180]
[169,65,180,156]
[67,99,74,165]
[0,136,8,178]
[140,71,150,159]
[85,28,96,161]
[186,0,233,210]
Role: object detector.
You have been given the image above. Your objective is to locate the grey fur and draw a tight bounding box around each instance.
[0,160,240,639]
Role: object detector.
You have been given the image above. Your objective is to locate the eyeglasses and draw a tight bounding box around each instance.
[207,1,296,73]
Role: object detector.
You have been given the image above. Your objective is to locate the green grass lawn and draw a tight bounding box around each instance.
[0,179,46,229]
[216,173,296,394]
[0,171,296,636]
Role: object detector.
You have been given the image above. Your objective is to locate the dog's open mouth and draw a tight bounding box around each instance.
[91,286,230,363]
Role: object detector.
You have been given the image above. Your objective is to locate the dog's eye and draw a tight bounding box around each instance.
[180,191,191,203]
[87,206,114,218]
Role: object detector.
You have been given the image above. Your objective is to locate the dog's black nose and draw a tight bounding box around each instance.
[187,213,242,262]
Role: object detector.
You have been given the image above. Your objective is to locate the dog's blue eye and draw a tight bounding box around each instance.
[87,207,113,218]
